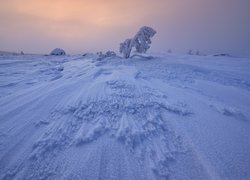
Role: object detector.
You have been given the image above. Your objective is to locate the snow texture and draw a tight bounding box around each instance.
[0,53,250,179]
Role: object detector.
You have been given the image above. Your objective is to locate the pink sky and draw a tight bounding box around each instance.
[0,0,249,56]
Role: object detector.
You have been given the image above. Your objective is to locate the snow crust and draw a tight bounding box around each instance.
[0,53,250,179]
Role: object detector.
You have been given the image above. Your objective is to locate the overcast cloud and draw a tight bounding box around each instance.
[0,0,249,56]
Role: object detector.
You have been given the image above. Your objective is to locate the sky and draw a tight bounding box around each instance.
[0,0,250,56]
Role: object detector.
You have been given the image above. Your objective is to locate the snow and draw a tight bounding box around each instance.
[0,53,250,179]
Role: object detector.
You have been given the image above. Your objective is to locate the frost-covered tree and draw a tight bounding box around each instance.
[120,38,133,58]
[120,26,156,58]
[133,26,156,54]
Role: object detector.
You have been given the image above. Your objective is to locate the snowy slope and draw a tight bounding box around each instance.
[0,53,250,179]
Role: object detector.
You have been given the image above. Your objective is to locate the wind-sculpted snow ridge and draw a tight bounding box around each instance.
[27,77,192,179]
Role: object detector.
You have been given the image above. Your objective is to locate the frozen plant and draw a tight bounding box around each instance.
[97,51,117,60]
[105,51,116,57]
[120,26,156,58]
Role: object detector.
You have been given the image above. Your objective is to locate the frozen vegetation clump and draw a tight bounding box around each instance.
[120,26,156,58]
[50,48,66,56]
[105,51,116,57]
[97,51,117,60]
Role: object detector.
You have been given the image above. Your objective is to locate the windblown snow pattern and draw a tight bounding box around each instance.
[0,53,250,179]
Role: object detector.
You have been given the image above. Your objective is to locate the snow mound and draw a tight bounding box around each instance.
[50,48,66,56]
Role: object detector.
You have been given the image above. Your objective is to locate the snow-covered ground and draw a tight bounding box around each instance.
[0,53,250,179]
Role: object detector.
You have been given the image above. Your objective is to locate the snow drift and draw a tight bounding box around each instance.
[0,53,250,179]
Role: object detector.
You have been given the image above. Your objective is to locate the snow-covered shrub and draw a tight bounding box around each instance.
[105,51,116,57]
[120,26,156,58]
[50,48,66,56]
[97,51,117,60]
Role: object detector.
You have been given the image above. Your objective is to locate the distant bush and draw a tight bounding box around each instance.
[187,49,193,55]
[97,51,117,60]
